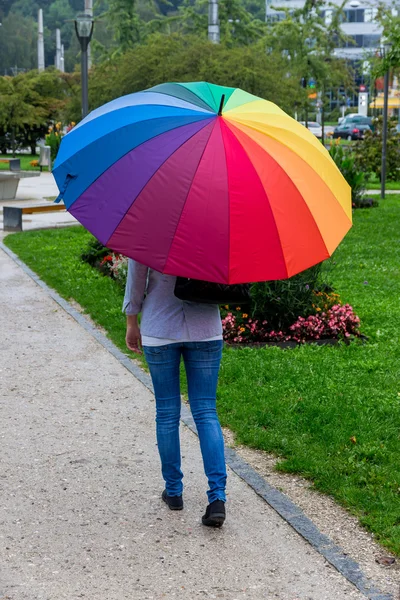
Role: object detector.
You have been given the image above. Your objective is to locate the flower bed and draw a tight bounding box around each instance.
[221,298,361,346]
[98,252,128,287]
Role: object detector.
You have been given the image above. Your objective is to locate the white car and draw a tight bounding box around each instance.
[299,121,322,138]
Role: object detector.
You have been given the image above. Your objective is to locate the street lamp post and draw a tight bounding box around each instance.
[74,13,94,119]
[380,42,392,200]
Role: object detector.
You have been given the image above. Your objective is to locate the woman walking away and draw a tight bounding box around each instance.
[123,259,227,527]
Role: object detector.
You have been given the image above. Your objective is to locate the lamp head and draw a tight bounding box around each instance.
[74,13,94,50]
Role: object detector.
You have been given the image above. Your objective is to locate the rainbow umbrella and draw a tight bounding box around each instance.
[54,82,352,284]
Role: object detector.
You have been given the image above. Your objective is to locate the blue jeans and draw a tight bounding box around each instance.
[143,340,227,503]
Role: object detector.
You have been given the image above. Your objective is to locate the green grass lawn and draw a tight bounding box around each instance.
[0,154,48,172]
[4,197,400,555]
[366,172,400,191]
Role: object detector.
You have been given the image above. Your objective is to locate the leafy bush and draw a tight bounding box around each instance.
[80,238,111,267]
[45,121,75,161]
[249,263,333,331]
[45,124,62,161]
[81,238,128,287]
[99,253,128,287]
[220,265,361,345]
[353,116,400,182]
[328,142,368,207]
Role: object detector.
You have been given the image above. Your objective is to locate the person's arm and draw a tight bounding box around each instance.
[126,314,142,354]
[122,259,149,354]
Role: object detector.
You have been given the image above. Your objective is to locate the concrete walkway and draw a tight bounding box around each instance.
[0,248,371,600]
[366,190,400,195]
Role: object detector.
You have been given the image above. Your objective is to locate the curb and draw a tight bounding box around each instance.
[0,238,394,600]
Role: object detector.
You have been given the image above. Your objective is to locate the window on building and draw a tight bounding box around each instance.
[345,9,365,22]
[364,8,378,22]
[266,12,286,22]
[362,34,380,47]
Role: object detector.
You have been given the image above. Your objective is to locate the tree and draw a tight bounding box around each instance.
[163,0,267,45]
[0,68,71,154]
[0,12,37,75]
[99,0,144,55]
[0,75,45,154]
[82,33,299,120]
[264,0,353,132]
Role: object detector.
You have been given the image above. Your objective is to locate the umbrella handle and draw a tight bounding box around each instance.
[218,94,226,116]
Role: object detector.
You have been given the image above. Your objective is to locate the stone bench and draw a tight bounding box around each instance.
[0,158,21,171]
[0,171,40,201]
[3,202,66,232]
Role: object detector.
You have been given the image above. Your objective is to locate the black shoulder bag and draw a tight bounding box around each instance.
[174,277,251,305]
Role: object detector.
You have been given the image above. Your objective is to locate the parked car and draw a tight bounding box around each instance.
[338,113,368,122]
[299,121,322,138]
[332,123,370,141]
[340,115,373,130]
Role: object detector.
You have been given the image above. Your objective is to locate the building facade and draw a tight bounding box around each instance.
[266,0,396,60]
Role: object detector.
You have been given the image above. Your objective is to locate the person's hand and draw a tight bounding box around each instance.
[126,316,142,354]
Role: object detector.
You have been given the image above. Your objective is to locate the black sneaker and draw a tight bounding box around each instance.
[162,489,183,511]
[202,499,226,527]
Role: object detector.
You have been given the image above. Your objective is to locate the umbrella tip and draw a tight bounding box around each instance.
[218,94,225,116]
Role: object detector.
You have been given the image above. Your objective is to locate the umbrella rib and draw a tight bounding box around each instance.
[162,120,218,275]
[103,118,216,250]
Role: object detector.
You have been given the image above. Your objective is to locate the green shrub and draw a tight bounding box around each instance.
[45,127,62,161]
[80,237,111,267]
[329,142,368,207]
[353,116,400,182]
[249,263,334,331]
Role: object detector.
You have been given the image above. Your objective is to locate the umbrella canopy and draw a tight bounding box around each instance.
[54,82,352,284]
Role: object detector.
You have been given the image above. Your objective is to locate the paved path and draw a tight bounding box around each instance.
[0,247,370,600]
[366,190,400,195]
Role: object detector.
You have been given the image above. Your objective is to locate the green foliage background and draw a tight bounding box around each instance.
[1,0,265,74]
